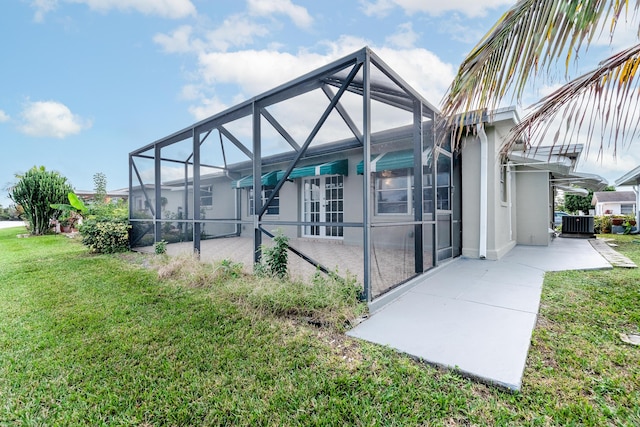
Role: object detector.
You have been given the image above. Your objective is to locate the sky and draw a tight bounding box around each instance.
[2,0,639,208]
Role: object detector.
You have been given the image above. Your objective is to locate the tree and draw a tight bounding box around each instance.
[565,190,594,215]
[441,0,640,157]
[93,172,107,205]
[9,166,73,235]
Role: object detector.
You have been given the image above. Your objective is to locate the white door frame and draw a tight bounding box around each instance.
[301,175,344,239]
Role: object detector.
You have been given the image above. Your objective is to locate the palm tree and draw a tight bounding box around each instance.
[440,0,640,157]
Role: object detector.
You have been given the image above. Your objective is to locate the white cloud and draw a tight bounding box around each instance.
[188,96,229,121]
[359,0,395,17]
[192,38,455,115]
[247,0,313,29]
[205,15,269,51]
[18,100,92,138]
[385,22,419,49]
[72,0,196,18]
[154,17,269,54]
[31,0,196,21]
[31,0,58,22]
[0,110,9,123]
[153,25,201,53]
[361,0,514,18]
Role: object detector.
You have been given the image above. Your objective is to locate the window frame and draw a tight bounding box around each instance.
[374,168,413,215]
[248,186,280,216]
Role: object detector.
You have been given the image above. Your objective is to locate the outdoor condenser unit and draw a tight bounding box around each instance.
[561,215,595,236]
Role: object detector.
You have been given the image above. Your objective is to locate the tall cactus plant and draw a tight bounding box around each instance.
[9,166,73,235]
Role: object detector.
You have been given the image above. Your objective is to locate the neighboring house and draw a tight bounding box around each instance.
[128,47,606,303]
[591,191,637,216]
[75,188,129,204]
[614,166,640,225]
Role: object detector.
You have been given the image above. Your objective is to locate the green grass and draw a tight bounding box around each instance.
[0,227,639,425]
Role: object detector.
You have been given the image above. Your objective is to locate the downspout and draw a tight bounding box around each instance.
[507,162,513,241]
[477,123,488,259]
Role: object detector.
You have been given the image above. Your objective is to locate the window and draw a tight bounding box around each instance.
[200,185,213,207]
[500,162,508,203]
[436,152,452,211]
[423,168,434,215]
[621,204,635,215]
[375,168,413,214]
[248,186,280,215]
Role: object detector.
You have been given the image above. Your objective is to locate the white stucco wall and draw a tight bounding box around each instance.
[515,168,550,246]
[460,122,517,260]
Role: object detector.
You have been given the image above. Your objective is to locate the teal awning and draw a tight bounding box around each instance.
[356,149,432,174]
[277,159,348,181]
[357,150,413,174]
[233,170,280,188]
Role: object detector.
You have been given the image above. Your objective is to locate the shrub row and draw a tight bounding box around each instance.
[79,219,131,254]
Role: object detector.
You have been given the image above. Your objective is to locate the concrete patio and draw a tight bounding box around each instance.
[347,236,613,391]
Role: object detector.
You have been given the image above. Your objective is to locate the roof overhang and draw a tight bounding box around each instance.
[555,184,589,196]
[509,144,607,191]
[615,165,640,187]
[554,171,609,192]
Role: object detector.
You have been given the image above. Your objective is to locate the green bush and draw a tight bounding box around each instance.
[154,240,167,255]
[79,219,131,254]
[258,231,289,279]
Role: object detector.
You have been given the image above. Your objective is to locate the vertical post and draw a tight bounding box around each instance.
[413,101,424,273]
[128,155,133,222]
[362,53,372,302]
[193,129,201,254]
[183,163,189,224]
[432,118,438,266]
[252,102,262,264]
[154,145,162,243]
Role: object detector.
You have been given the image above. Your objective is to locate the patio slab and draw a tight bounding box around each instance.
[347,236,612,390]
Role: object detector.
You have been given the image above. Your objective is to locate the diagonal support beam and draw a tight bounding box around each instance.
[218,126,254,160]
[321,84,363,145]
[131,158,155,217]
[261,108,301,151]
[260,61,363,216]
[186,129,213,163]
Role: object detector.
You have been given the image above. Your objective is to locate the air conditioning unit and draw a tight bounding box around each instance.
[561,215,595,237]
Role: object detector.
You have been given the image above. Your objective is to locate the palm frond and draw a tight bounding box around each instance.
[502,43,640,157]
[440,0,640,148]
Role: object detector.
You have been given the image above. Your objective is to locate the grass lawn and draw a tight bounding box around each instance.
[0,227,639,425]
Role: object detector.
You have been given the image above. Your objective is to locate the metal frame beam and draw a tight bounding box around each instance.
[362,52,372,302]
[260,61,363,216]
[321,84,363,145]
[261,108,301,151]
[128,47,451,303]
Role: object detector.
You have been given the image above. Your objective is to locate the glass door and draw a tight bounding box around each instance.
[436,150,453,261]
[302,175,343,238]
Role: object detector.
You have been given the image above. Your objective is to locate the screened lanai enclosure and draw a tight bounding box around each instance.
[129,47,461,301]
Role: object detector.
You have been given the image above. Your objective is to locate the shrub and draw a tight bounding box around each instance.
[154,240,167,255]
[79,219,131,254]
[258,231,289,279]
[594,215,612,234]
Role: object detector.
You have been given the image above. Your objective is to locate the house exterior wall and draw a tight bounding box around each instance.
[461,135,481,258]
[515,168,550,246]
[460,122,517,260]
[594,202,636,216]
[233,151,366,242]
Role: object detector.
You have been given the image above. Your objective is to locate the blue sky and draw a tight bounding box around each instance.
[1,0,638,208]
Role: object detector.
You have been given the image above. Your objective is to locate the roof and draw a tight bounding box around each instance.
[615,165,640,186]
[592,191,636,204]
